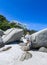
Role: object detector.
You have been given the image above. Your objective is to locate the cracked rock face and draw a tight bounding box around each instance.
[20,51,32,61]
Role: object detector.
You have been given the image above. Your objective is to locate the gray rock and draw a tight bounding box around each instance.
[0,46,12,52]
[0,29,4,36]
[20,51,32,61]
[2,28,23,43]
[19,43,27,46]
[0,36,4,48]
[30,28,47,48]
[21,46,30,51]
[39,47,47,52]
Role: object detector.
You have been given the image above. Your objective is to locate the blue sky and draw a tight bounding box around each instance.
[0,0,47,30]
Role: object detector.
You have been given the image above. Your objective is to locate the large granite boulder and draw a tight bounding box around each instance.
[2,28,23,43]
[30,28,47,48]
[0,44,47,65]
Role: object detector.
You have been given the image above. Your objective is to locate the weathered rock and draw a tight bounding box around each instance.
[39,47,47,52]
[4,28,14,35]
[0,29,4,36]
[21,46,30,51]
[2,28,23,43]
[30,28,47,48]
[19,43,27,46]
[0,46,12,52]
[0,44,47,65]
[0,36,4,48]
[20,51,32,61]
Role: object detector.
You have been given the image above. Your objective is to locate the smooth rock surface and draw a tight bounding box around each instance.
[30,28,47,48]
[39,47,47,52]
[4,28,15,35]
[0,44,47,65]
[21,46,30,51]
[2,28,23,43]
[20,51,32,61]
[0,36,4,48]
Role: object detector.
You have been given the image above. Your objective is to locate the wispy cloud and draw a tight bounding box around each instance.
[26,23,47,30]
[11,20,47,31]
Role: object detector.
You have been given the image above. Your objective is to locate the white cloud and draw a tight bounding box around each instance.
[11,20,47,30]
[26,23,47,30]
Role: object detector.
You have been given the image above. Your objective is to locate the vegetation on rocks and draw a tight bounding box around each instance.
[0,15,37,34]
